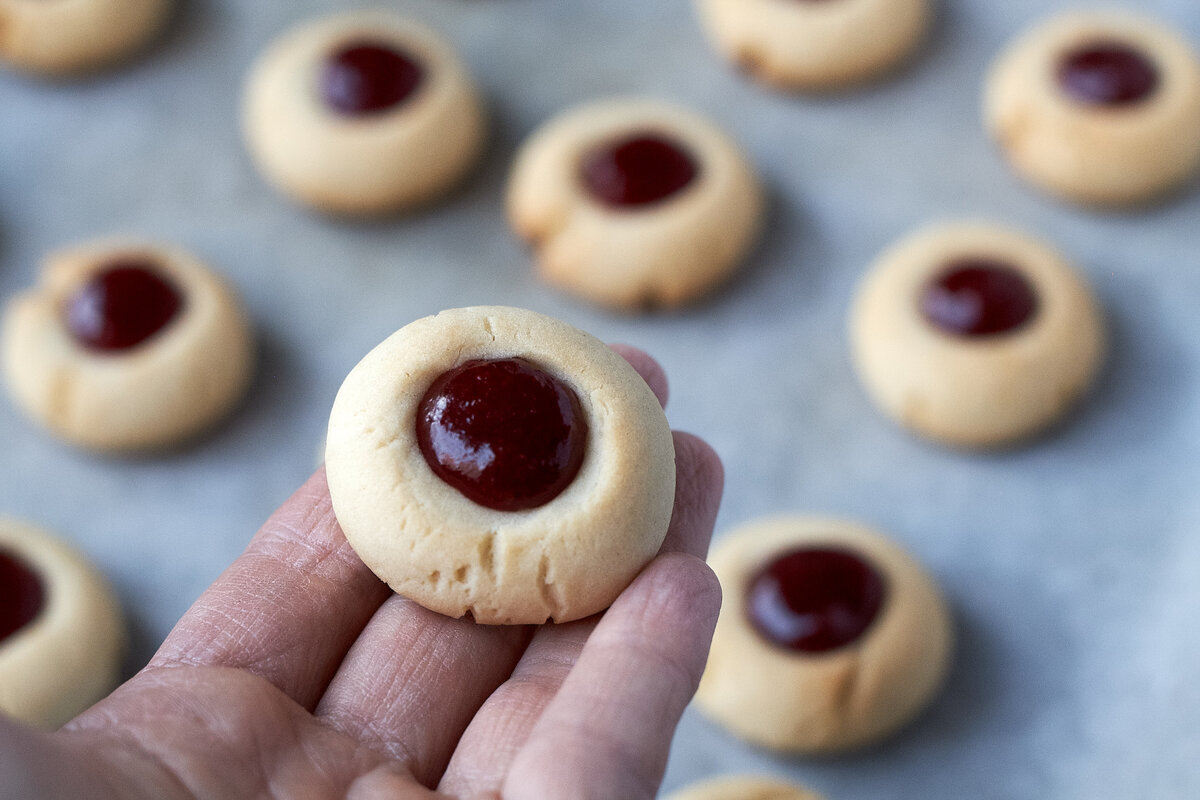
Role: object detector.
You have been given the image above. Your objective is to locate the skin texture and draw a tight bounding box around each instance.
[0,346,724,800]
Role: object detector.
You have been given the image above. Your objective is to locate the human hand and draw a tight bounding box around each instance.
[0,346,724,800]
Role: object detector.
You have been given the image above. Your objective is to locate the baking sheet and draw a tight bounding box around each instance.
[2,0,1199,796]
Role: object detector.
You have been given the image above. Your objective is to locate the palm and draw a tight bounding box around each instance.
[1,349,724,800]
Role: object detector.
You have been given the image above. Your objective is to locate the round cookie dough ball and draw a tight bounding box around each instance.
[506,97,764,311]
[325,306,677,625]
[665,775,827,800]
[1,238,255,453]
[0,0,170,77]
[242,11,486,216]
[1,518,125,729]
[984,10,1200,206]
[695,516,952,754]
[693,0,932,91]
[848,221,1105,449]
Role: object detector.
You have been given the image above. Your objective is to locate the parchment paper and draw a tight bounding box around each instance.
[2,1,1198,796]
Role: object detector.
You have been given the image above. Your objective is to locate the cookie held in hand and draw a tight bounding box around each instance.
[325,306,677,625]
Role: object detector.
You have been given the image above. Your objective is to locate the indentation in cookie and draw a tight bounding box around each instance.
[580,132,699,208]
[320,40,424,116]
[63,259,183,352]
[0,548,45,643]
[1057,41,1159,107]
[918,258,1039,337]
[416,358,588,511]
[745,546,886,653]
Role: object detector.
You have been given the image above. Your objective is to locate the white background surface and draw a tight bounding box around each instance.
[2,1,1199,796]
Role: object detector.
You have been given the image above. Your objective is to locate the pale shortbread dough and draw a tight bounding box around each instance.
[0,518,125,729]
[696,516,953,754]
[242,11,486,216]
[507,98,764,311]
[325,306,676,625]
[848,221,1105,449]
[984,10,1200,206]
[1,238,255,452]
[0,0,170,76]
[665,775,826,800]
[694,0,932,90]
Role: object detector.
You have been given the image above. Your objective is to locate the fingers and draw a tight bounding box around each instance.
[434,617,593,797]
[0,716,128,800]
[314,598,531,788]
[502,552,722,800]
[660,432,725,559]
[148,469,391,710]
[437,432,723,798]
[609,343,669,407]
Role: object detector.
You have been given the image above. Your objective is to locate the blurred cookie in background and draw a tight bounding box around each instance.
[985,10,1200,206]
[848,220,1105,449]
[665,774,827,800]
[0,0,171,77]
[507,97,764,311]
[1,238,255,453]
[693,0,932,91]
[242,10,486,216]
[1,517,125,729]
[696,515,952,753]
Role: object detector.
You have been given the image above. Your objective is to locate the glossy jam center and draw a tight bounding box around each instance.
[320,41,424,115]
[581,133,699,207]
[1,548,45,644]
[64,260,184,352]
[1057,42,1159,107]
[417,358,588,512]
[746,547,886,653]
[919,258,1038,337]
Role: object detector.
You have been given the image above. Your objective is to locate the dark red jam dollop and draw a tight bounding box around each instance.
[581,133,699,207]
[919,258,1038,337]
[320,41,424,116]
[64,260,184,352]
[747,547,886,653]
[1,548,45,644]
[417,358,588,512]
[1057,42,1159,107]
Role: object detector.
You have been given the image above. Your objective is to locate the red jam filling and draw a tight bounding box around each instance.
[417,358,588,512]
[919,258,1038,337]
[1057,42,1159,107]
[64,260,184,352]
[580,133,699,207]
[746,547,886,653]
[320,41,424,116]
[1,548,45,644]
